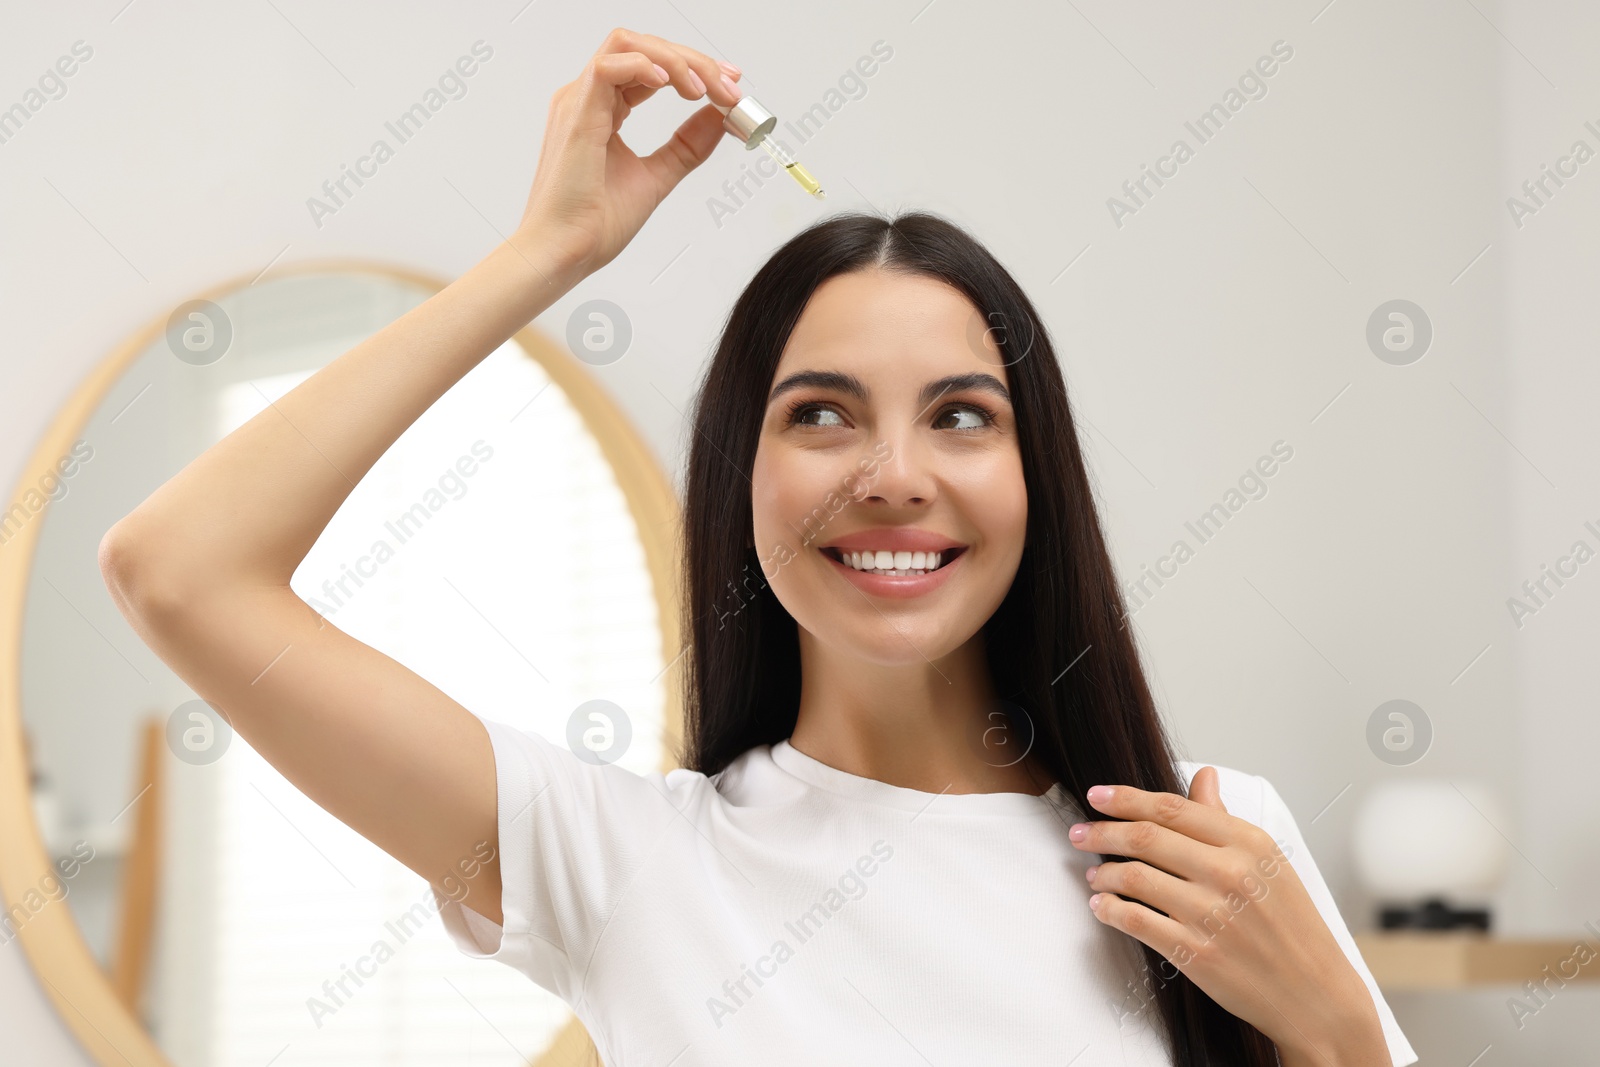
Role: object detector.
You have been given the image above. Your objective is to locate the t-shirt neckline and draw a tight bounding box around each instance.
[768,738,1073,817]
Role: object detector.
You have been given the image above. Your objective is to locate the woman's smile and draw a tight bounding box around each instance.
[817,527,969,599]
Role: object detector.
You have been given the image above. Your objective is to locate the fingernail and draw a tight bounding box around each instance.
[1085,865,1099,883]
[720,74,742,100]
[718,59,742,78]
[1068,823,1088,842]
[685,68,706,95]
[1086,785,1113,805]
[652,63,670,84]
[1089,893,1103,910]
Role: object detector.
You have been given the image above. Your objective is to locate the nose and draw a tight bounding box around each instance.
[857,427,935,508]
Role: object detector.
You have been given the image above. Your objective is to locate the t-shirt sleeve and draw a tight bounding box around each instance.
[1253,775,1419,1067]
[430,715,683,1003]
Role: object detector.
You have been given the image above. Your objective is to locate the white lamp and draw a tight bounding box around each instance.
[1351,780,1510,930]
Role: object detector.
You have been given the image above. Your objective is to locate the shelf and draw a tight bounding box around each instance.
[1355,932,1600,989]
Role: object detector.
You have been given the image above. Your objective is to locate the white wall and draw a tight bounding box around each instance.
[3,0,1595,1062]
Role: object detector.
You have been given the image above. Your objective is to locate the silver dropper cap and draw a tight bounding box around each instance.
[713,95,777,149]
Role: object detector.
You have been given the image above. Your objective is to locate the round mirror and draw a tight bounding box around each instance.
[0,265,681,1067]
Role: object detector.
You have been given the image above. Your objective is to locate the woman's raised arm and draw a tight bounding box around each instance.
[98,28,742,924]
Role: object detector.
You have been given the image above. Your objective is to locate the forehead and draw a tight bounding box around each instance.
[774,268,1005,382]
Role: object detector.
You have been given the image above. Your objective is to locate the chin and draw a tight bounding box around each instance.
[806,601,984,666]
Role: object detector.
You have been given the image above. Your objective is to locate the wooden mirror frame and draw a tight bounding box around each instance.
[0,261,684,1067]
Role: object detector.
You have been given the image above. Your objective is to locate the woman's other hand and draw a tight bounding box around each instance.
[518,27,743,282]
[1067,770,1391,1066]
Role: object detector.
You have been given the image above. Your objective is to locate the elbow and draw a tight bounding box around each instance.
[97,520,136,602]
[98,517,194,623]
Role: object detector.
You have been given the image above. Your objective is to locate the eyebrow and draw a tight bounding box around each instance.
[765,369,1012,410]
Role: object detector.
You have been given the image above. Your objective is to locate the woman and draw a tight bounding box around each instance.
[100,27,1416,1067]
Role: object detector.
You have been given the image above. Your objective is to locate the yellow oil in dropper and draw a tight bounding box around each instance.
[759,135,826,200]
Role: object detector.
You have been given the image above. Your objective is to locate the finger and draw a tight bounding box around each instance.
[621,59,737,109]
[1083,780,1236,847]
[577,54,672,145]
[621,83,662,108]
[1088,891,1192,966]
[1088,860,1210,919]
[597,28,742,107]
[1188,766,1228,812]
[1069,818,1211,876]
[654,47,743,106]
[640,104,728,194]
[589,51,671,91]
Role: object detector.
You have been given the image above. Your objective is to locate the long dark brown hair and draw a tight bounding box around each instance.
[677,211,1277,1065]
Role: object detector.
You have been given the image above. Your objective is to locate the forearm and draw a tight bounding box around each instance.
[106,232,579,594]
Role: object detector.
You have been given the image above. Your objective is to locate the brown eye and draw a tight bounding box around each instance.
[934,403,995,431]
[786,401,847,428]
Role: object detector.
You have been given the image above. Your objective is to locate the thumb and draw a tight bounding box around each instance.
[641,103,727,194]
[1187,765,1228,813]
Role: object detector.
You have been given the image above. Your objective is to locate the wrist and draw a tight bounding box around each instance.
[503,222,592,292]
[1275,1004,1388,1067]
[471,231,585,326]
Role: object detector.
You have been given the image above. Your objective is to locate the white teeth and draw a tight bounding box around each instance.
[837,549,946,575]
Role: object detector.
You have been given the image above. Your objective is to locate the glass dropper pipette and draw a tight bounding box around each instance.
[757,133,825,199]
[714,93,827,201]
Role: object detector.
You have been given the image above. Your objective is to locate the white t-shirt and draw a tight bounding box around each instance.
[434,718,1417,1066]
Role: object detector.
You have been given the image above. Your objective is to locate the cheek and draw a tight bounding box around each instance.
[749,446,827,553]
[749,467,818,614]
[749,451,786,550]
[969,454,1028,558]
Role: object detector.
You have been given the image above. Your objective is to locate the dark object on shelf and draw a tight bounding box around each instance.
[1379,896,1491,932]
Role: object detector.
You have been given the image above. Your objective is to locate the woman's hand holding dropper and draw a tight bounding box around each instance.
[512,27,743,289]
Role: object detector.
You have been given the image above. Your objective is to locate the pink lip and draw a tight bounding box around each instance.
[819,527,966,555]
[820,545,965,600]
